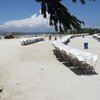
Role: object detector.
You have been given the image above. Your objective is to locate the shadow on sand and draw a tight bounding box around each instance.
[53,50,97,76]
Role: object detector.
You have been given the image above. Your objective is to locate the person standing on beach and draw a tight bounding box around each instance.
[49,35,51,40]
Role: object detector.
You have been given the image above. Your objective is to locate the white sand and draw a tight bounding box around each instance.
[0,36,100,100]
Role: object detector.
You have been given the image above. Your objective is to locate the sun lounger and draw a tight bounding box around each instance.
[93,34,98,39]
[70,49,98,74]
[97,36,100,41]
[53,35,98,75]
[20,37,44,46]
[60,35,72,43]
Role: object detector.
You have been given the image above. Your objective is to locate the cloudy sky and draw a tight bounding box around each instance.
[0,11,54,32]
[0,0,100,32]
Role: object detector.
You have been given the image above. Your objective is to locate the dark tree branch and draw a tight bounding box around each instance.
[35,0,95,32]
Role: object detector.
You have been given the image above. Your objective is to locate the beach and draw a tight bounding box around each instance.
[0,35,100,100]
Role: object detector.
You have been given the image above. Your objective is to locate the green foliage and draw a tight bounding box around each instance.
[72,0,95,4]
[69,27,100,34]
[35,0,95,33]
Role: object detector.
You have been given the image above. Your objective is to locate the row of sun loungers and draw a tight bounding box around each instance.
[20,37,44,45]
[53,35,98,75]
[59,35,72,43]
[93,33,100,41]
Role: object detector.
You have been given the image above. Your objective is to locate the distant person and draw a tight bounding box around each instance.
[49,35,51,40]
[82,35,84,38]
[55,37,57,40]
[35,34,37,37]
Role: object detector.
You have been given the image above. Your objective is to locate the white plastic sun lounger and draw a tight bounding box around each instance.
[93,34,98,39]
[52,36,98,74]
[56,44,97,74]
[60,35,72,43]
[20,37,44,45]
[68,48,98,74]
[97,36,100,41]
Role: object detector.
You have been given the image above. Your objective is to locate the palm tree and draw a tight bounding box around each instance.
[35,0,95,32]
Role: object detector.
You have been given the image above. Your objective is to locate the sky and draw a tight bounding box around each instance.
[0,0,100,32]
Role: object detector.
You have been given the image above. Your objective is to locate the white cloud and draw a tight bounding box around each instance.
[0,12,54,32]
